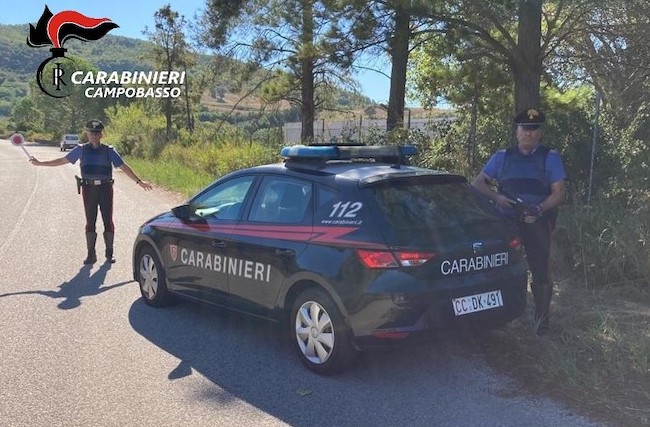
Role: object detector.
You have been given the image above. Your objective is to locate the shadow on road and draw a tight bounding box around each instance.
[127,298,564,427]
[0,262,132,309]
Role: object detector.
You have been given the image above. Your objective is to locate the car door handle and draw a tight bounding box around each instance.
[275,248,295,256]
[211,240,227,248]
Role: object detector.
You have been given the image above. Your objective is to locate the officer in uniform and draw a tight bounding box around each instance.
[471,108,567,336]
[30,119,153,264]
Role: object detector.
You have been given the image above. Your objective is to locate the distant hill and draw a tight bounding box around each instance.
[0,24,155,74]
[0,24,161,115]
[0,23,402,121]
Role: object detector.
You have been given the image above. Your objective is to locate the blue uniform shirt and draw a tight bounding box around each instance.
[482,144,567,214]
[66,143,125,180]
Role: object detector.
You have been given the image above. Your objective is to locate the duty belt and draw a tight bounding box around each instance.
[81,178,114,186]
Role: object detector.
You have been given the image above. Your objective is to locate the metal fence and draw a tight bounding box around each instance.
[282,116,455,144]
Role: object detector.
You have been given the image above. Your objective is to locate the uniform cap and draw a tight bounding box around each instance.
[85,119,105,132]
[514,108,545,128]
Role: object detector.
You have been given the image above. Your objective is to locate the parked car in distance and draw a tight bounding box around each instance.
[60,134,80,151]
[132,144,528,375]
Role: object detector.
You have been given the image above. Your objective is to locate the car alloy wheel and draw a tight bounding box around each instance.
[296,300,335,364]
[138,247,175,307]
[291,288,357,375]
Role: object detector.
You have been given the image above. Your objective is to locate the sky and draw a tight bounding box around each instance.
[1,0,397,105]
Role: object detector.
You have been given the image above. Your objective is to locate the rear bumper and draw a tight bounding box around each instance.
[346,268,528,349]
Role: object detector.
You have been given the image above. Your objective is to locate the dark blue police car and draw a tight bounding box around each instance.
[132,144,527,375]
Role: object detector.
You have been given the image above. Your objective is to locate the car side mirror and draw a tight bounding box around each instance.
[171,204,192,220]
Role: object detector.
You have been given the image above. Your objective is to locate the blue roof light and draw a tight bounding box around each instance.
[280,145,339,158]
[280,144,418,160]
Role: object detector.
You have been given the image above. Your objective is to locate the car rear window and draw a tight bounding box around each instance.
[365,176,503,245]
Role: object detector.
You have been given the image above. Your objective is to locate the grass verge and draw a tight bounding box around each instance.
[125,156,216,198]
[473,280,650,426]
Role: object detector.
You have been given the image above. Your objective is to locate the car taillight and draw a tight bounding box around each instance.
[357,250,398,268]
[508,237,522,250]
[396,251,437,267]
[357,250,436,269]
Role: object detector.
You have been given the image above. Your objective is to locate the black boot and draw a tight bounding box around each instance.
[84,232,97,264]
[532,282,552,336]
[104,231,115,263]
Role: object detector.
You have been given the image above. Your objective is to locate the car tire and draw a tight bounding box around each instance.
[137,246,176,307]
[290,288,357,375]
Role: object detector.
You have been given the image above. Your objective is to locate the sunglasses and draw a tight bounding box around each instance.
[518,124,540,130]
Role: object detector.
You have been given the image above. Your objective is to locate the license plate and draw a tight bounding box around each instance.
[452,290,503,316]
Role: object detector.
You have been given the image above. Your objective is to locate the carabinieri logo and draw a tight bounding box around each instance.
[27,5,118,98]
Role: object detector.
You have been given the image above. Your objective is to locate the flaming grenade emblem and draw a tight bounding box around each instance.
[27,6,118,98]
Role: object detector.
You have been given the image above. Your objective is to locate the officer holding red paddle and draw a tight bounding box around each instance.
[30,119,153,264]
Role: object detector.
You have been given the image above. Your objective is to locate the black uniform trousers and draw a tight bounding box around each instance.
[81,182,115,233]
[519,214,555,319]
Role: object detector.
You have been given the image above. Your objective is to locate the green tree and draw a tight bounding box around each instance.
[342,0,547,129]
[199,0,362,142]
[409,30,511,171]
[144,5,194,139]
[339,0,433,131]
[417,1,602,114]
[104,103,167,158]
[11,97,42,132]
[385,0,417,131]
[547,0,650,198]
[564,0,650,127]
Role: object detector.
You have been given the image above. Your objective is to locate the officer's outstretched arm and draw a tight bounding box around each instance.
[117,163,153,191]
[29,157,70,167]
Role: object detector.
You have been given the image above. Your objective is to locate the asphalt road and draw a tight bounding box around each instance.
[0,140,601,427]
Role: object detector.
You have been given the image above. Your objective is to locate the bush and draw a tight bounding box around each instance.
[0,117,10,136]
[103,103,167,159]
[553,195,650,290]
[160,139,278,178]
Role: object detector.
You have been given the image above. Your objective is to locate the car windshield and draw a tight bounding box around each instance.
[366,177,504,246]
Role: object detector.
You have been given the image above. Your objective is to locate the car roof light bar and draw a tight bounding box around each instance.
[280,144,418,161]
